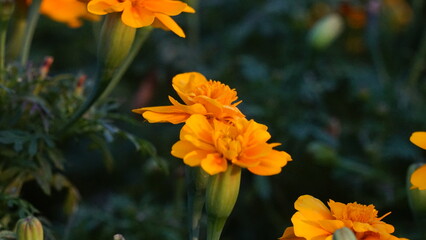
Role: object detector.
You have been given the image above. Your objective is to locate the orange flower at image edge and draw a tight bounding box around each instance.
[409,131,426,190]
[87,0,195,37]
[171,114,291,175]
[132,72,244,124]
[279,195,407,240]
[27,0,99,28]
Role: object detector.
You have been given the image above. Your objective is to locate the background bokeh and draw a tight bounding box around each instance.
[21,0,426,239]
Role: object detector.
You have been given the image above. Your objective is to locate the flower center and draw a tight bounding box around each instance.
[334,202,379,223]
[192,81,238,105]
[215,127,242,161]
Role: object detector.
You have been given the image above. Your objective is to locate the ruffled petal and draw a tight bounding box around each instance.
[411,164,426,190]
[294,195,334,221]
[184,114,214,144]
[144,0,190,15]
[247,150,291,176]
[183,150,208,166]
[154,13,185,37]
[122,4,155,28]
[279,227,305,240]
[172,72,208,104]
[201,153,227,175]
[171,140,197,158]
[410,131,426,150]
[292,212,331,240]
[87,0,127,15]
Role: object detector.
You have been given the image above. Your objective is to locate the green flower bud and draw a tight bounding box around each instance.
[308,13,344,50]
[407,163,426,222]
[113,234,126,240]
[98,12,136,70]
[0,0,14,23]
[333,227,356,240]
[15,216,43,240]
[205,165,241,240]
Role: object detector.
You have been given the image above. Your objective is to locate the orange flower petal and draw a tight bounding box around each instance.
[183,5,196,13]
[87,0,127,15]
[122,4,155,28]
[317,220,345,233]
[183,150,208,166]
[132,105,190,123]
[183,114,214,144]
[169,96,208,115]
[295,195,334,221]
[411,164,426,190]
[144,0,190,16]
[171,140,196,158]
[247,150,291,175]
[172,72,208,105]
[154,13,185,37]
[410,131,426,150]
[292,212,331,240]
[279,227,305,240]
[201,153,227,175]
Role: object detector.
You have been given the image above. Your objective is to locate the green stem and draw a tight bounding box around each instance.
[98,26,152,102]
[186,167,208,240]
[0,0,15,82]
[20,0,41,66]
[408,25,426,88]
[58,13,136,134]
[206,217,226,240]
[205,165,241,240]
[0,22,6,81]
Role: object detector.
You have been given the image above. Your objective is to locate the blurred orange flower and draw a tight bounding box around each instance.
[27,0,99,28]
[132,72,244,124]
[279,195,407,240]
[87,0,195,37]
[409,131,426,190]
[171,114,291,175]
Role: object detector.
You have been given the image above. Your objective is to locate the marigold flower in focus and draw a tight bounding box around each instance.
[27,0,99,28]
[87,0,195,37]
[409,131,426,190]
[279,195,407,240]
[132,72,245,124]
[170,114,291,175]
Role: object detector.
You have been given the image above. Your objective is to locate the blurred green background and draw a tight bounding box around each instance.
[21,0,426,239]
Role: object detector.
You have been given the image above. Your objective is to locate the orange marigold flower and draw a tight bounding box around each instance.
[132,72,244,124]
[170,114,291,175]
[27,0,99,28]
[87,0,195,37]
[279,195,407,240]
[409,131,426,190]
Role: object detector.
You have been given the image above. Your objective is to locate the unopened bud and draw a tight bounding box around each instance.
[308,13,344,50]
[407,163,426,222]
[39,56,54,79]
[0,0,15,23]
[205,165,241,240]
[113,234,126,240]
[15,216,44,240]
[333,227,356,240]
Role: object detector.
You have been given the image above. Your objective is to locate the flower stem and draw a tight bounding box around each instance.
[0,0,15,82]
[59,13,136,134]
[20,0,41,66]
[205,165,241,240]
[186,167,208,240]
[206,217,226,240]
[408,25,426,88]
[6,0,27,62]
[98,26,152,102]
[0,21,7,81]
